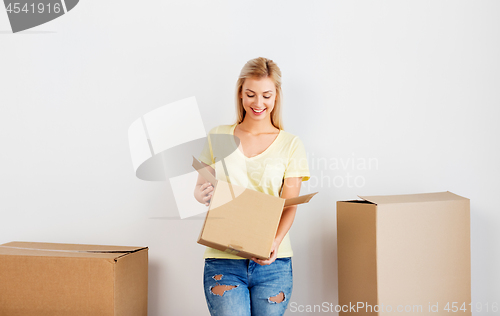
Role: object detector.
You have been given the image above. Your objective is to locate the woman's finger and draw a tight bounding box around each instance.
[202,182,213,190]
[202,185,213,194]
[203,194,212,202]
[202,186,213,195]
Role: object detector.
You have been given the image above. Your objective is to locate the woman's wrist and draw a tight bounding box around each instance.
[274,235,284,247]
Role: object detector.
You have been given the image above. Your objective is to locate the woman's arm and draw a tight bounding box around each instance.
[194,162,215,206]
[252,176,302,265]
[275,176,302,244]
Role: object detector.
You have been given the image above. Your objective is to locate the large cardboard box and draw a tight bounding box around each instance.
[193,157,317,259]
[337,191,471,315]
[0,241,148,316]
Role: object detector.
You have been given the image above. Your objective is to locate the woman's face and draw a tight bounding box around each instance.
[240,76,276,123]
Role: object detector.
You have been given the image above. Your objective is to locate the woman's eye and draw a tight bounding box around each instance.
[247,94,255,98]
[263,96,271,99]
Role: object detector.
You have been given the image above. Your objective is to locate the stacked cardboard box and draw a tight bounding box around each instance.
[0,241,148,316]
[337,191,470,315]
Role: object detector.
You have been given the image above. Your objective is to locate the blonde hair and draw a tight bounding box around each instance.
[235,57,284,130]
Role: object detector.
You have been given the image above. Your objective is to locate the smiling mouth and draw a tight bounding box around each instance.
[251,107,266,115]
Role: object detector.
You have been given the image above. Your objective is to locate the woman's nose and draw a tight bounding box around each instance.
[254,96,264,106]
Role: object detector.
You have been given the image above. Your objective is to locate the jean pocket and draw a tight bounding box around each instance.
[274,257,292,271]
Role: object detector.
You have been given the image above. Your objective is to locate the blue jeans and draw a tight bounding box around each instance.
[203,257,293,316]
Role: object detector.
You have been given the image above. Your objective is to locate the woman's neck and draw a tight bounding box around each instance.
[238,117,277,134]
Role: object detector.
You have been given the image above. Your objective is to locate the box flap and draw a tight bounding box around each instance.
[208,180,247,209]
[359,191,468,205]
[0,242,147,260]
[284,192,318,207]
[192,156,217,186]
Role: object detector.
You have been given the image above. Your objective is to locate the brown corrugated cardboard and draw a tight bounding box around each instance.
[337,191,471,315]
[0,241,148,316]
[193,157,317,259]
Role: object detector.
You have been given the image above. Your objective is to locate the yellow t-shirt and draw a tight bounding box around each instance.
[198,123,310,259]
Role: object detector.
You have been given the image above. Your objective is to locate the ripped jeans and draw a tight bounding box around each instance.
[203,257,293,316]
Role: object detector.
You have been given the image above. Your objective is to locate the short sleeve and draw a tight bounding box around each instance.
[198,127,216,167]
[284,137,310,181]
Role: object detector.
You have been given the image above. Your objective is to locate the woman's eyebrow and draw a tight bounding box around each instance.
[245,89,273,93]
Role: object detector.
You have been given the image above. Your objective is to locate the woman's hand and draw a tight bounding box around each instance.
[197,182,214,206]
[194,162,215,206]
[251,238,280,266]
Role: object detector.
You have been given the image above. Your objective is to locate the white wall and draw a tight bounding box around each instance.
[1,1,499,315]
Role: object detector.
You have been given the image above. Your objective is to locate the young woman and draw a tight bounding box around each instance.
[194,57,310,316]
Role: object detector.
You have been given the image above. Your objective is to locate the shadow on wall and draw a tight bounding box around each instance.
[148,260,162,316]
[321,210,338,302]
[471,203,498,306]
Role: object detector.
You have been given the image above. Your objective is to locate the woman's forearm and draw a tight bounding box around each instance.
[275,205,297,244]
